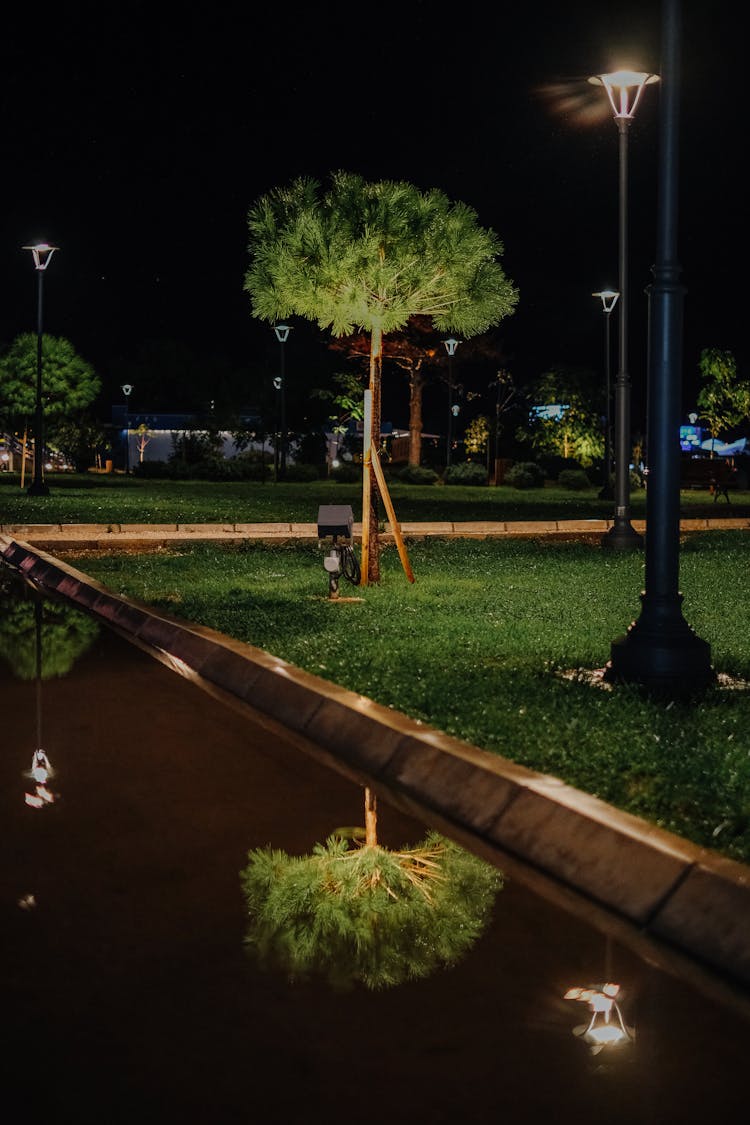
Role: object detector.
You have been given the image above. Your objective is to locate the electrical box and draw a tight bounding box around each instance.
[317,505,353,539]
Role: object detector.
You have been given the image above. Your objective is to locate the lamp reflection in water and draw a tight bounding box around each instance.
[564,981,634,1055]
[23,598,57,809]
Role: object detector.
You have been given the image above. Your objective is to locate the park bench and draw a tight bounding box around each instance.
[680,456,736,502]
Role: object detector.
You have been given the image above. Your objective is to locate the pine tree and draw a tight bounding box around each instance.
[245,171,518,582]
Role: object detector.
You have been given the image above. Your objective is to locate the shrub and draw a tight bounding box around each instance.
[284,462,322,483]
[133,459,170,479]
[330,462,361,483]
[557,469,591,490]
[443,461,488,486]
[391,465,440,485]
[505,461,544,489]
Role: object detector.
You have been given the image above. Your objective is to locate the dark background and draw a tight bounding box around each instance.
[1,0,742,432]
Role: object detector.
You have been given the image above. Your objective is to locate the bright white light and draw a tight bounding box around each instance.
[565,981,632,1053]
[27,748,54,783]
[587,1022,628,1046]
[588,70,659,119]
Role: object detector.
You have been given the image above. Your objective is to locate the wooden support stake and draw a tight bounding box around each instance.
[370,444,415,584]
[360,391,373,585]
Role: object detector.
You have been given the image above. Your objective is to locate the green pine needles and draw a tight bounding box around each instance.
[240,830,503,990]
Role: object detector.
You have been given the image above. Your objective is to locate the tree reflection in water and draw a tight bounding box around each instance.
[241,786,502,990]
[0,576,99,680]
[0,574,99,808]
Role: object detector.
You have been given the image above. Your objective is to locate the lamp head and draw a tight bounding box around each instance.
[273,324,292,343]
[443,337,460,357]
[593,289,620,314]
[588,69,659,120]
[23,242,59,270]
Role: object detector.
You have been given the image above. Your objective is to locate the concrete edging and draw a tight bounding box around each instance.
[1,532,749,999]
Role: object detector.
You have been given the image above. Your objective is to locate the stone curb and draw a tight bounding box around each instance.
[2,532,749,998]
[1,516,748,550]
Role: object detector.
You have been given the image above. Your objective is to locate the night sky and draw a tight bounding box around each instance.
[1,0,743,429]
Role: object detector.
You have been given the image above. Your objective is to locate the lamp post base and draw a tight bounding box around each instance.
[27,480,50,497]
[604,594,714,697]
[602,518,643,550]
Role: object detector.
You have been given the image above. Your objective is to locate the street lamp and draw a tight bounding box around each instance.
[592,289,619,500]
[273,324,291,481]
[604,0,713,694]
[121,384,134,473]
[22,242,59,496]
[443,338,460,468]
[589,68,658,549]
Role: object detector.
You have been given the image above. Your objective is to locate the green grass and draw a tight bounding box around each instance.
[1,471,747,524]
[78,533,750,865]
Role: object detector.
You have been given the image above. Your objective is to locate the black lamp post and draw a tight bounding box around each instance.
[273,324,291,481]
[589,68,658,550]
[604,0,713,694]
[443,338,460,468]
[593,289,619,500]
[121,384,134,473]
[23,242,58,497]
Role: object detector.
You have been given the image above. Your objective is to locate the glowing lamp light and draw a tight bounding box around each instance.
[588,70,659,119]
[22,242,59,270]
[24,749,57,808]
[27,748,54,784]
[592,288,620,314]
[565,983,633,1055]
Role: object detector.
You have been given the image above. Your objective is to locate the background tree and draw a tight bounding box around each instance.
[52,414,105,471]
[697,347,750,451]
[517,366,603,469]
[328,315,442,467]
[245,171,518,583]
[0,333,101,455]
[464,414,490,459]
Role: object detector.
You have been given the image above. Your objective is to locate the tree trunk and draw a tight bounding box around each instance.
[408,365,425,467]
[364,787,378,847]
[366,324,383,584]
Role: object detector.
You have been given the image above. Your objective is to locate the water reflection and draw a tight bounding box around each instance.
[241,786,502,990]
[0,576,99,810]
[0,577,99,679]
[1,570,748,1123]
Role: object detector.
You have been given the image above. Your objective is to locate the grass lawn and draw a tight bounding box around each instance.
[76,532,750,865]
[1,471,748,524]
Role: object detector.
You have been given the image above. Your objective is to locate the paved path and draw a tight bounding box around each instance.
[1,514,749,551]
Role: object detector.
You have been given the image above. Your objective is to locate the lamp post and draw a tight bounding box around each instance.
[589,68,658,549]
[443,338,460,468]
[604,0,713,694]
[593,289,619,500]
[23,242,58,496]
[121,384,134,473]
[273,324,291,481]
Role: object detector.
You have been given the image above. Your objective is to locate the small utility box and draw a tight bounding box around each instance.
[317,504,353,540]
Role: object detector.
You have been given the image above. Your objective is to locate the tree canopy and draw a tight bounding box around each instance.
[0,333,101,439]
[697,347,750,441]
[518,366,603,468]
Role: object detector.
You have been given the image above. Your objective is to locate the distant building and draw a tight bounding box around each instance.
[110,405,262,466]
